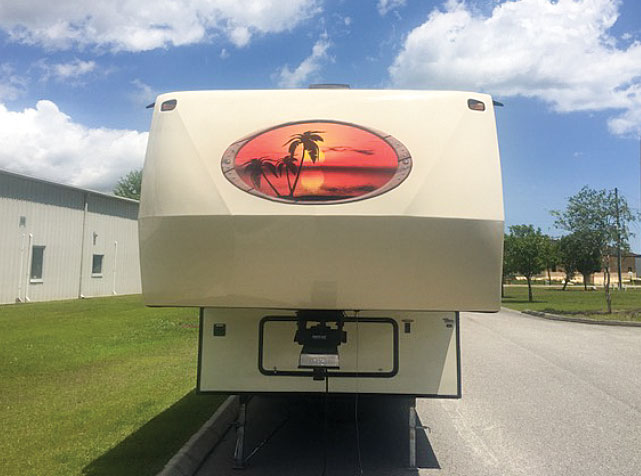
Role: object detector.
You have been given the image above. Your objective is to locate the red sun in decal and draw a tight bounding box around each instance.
[221,120,412,204]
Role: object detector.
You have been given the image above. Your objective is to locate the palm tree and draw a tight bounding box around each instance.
[243,157,281,197]
[284,130,324,198]
[275,155,298,195]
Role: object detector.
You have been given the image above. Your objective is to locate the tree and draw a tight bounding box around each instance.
[557,234,577,290]
[113,169,142,200]
[552,186,639,312]
[541,236,560,284]
[573,232,603,291]
[552,186,637,247]
[557,232,601,291]
[284,131,324,197]
[243,157,280,197]
[275,155,298,195]
[502,233,517,298]
[507,225,547,302]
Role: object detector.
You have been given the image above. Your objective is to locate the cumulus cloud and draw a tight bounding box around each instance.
[377,0,407,16]
[0,64,28,101]
[0,0,321,52]
[34,58,96,82]
[276,34,331,88]
[389,0,641,136]
[0,100,148,191]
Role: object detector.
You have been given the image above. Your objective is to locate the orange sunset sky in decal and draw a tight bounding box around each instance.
[234,121,399,200]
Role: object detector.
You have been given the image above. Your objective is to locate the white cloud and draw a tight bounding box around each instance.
[129,79,159,108]
[229,25,252,48]
[607,106,641,136]
[389,0,641,137]
[34,58,96,82]
[276,34,331,88]
[0,0,321,52]
[0,100,148,191]
[377,0,407,16]
[0,64,28,101]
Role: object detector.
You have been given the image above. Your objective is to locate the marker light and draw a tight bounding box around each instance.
[161,99,177,111]
[467,99,486,111]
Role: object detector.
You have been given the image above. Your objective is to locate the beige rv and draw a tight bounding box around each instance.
[139,88,503,464]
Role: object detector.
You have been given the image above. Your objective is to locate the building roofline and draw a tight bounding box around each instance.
[0,168,139,204]
[604,248,641,258]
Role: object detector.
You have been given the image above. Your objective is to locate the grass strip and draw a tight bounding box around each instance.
[502,286,641,322]
[0,295,224,476]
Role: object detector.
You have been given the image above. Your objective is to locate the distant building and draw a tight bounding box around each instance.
[533,251,640,286]
[603,252,641,277]
[0,169,141,305]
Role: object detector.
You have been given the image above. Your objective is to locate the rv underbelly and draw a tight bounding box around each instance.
[198,309,460,396]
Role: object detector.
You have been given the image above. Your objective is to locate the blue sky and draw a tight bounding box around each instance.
[0,0,640,249]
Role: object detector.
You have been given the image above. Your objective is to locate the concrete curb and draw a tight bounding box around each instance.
[157,395,239,476]
[502,307,641,328]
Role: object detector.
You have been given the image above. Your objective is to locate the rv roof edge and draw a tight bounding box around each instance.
[308,83,350,89]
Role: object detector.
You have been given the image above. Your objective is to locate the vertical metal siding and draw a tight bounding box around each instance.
[0,172,141,304]
[81,194,141,297]
[0,173,84,303]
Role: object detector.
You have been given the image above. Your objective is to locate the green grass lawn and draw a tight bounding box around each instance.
[0,295,224,476]
[502,285,641,322]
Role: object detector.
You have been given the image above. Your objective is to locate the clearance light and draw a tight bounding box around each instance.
[161,99,177,111]
[467,99,486,111]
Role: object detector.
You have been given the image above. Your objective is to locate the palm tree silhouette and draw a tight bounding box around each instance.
[243,157,281,197]
[275,155,298,195]
[284,130,324,198]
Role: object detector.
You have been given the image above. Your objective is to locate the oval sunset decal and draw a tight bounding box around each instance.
[221,120,412,204]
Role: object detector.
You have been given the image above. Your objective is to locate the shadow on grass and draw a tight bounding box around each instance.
[83,390,225,476]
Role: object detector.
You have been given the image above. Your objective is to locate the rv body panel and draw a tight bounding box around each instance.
[139,90,504,312]
[139,215,501,310]
[198,308,460,396]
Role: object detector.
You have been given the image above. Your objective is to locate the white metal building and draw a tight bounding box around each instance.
[0,169,141,304]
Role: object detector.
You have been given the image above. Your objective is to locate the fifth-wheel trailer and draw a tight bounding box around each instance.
[139,88,503,466]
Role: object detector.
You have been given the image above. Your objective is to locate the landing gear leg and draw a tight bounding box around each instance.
[408,397,417,469]
[233,396,249,469]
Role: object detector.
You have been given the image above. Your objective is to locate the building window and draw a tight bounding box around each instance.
[92,254,104,277]
[628,267,633,273]
[30,246,45,282]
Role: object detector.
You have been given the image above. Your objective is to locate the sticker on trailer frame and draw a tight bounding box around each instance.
[221,120,412,204]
